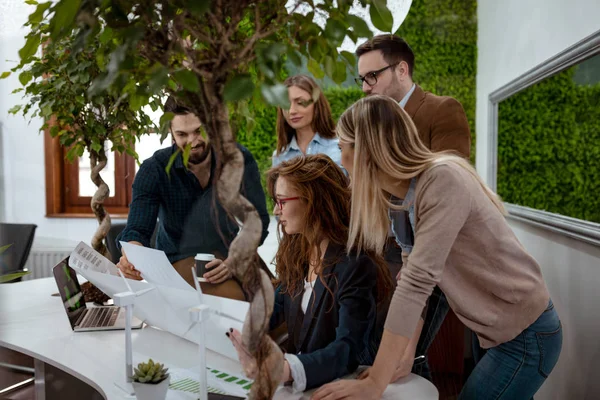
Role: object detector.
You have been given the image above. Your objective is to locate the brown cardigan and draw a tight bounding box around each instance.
[405,85,471,159]
[384,162,550,348]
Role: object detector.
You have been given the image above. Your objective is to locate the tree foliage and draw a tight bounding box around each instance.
[2,2,162,256]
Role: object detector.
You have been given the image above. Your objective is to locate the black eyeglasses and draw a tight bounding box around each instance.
[355,63,399,87]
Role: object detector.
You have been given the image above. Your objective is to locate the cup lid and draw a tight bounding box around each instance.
[194,253,215,261]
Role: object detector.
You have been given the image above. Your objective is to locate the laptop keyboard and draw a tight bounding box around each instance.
[80,307,119,328]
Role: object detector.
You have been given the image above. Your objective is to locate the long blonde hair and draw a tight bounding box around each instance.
[337,95,506,255]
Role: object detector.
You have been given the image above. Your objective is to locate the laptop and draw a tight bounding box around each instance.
[53,257,143,332]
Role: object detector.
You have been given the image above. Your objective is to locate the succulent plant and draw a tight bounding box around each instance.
[133,359,169,384]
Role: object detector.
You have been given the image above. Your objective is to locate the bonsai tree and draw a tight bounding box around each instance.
[2,10,162,257]
[13,0,394,397]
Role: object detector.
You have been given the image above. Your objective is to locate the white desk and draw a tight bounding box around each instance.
[0,278,438,399]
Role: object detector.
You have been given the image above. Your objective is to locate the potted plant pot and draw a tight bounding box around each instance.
[133,374,170,400]
[132,358,170,400]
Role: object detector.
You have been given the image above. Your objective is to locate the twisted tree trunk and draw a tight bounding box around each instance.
[209,99,284,399]
[89,148,111,259]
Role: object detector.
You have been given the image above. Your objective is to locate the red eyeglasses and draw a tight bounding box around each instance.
[273,197,300,210]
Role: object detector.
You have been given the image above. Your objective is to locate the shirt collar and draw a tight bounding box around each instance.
[288,132,323,151]
[399,84,416,109]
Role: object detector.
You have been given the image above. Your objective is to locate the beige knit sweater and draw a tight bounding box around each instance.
[384,162,549,348]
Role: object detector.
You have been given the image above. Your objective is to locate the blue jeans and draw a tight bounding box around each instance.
[459,300,562,400]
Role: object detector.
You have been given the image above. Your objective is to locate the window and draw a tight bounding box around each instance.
[45,130,171,217]
[488,29,600,246]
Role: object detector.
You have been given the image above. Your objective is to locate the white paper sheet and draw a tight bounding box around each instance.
[77,267,249,360]
[120,242,194,292]
[69,241,120,276]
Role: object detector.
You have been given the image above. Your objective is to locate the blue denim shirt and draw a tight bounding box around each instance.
[271,132,342,168]
[388,178,417,255]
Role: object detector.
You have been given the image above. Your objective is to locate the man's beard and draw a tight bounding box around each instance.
[188,144,211,165]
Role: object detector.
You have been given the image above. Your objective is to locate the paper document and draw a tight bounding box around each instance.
[120,241,193,292]
[78,267,250,360]
[69,241,120,276]
[73,243,251,360]
[154,285,247,360]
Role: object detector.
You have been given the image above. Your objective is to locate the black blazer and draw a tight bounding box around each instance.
[269,243,378,390]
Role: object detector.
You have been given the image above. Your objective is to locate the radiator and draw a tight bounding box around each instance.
[23,249,72,280]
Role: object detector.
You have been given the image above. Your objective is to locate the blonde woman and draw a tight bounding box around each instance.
[312,95,562,400]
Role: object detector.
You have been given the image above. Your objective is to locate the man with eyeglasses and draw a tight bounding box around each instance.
[355,34,471,387]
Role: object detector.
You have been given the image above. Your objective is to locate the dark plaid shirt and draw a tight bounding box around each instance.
[117,144,270,263]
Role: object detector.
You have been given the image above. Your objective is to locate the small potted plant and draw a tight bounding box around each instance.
[132,358,170,400]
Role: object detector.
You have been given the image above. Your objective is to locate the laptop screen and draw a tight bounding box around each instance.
[53,257,86,328]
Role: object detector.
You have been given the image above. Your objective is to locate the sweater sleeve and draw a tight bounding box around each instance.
[384,164,472,338]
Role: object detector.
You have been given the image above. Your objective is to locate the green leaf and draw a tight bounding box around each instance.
[0,244,12,254]
[340,51,356,67]
[0,71,10,79]
[307,58,325,79]
[0,271,30,283]
[159,112,174,131]
[98,27,113,45]
[261,84,289,108]
[165,149,181,178]
[129,94,146,111]
[91,142,102,153]
[324,56,335,78]
[370,0,394,32]
[347,15,372,38]
[173,70,200,92]
[19,70,33,86]
[25,0,38,5]
[332,61,347,84]
[223,74,254,102]
[19,34,41,61]
[28,2,52,25]
[51,0,82,39]
[324,19,348,42]
[182,144,191,167]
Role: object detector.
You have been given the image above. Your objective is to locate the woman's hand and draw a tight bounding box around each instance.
[357,358,413,383]
[310,376,385,400]
[226,328,258,379]
[203,259,232,284]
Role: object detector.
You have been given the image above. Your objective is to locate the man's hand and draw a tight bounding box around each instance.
[203,259,232,284]
[310,376,385,400]
[116,242,143,280]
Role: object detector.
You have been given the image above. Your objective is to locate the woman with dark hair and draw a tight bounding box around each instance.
[271,75,342,168]
[227,154,393,391]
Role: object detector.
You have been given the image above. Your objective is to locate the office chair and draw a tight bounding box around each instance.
[0,223,37,396]
[0,223,37,281]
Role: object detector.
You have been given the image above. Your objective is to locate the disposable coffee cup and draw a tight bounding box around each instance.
[195,253,215,282]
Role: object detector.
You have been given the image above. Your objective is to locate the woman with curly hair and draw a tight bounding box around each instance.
[228,154,393,391]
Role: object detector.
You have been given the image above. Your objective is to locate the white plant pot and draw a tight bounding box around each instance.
[133,375,170,400]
